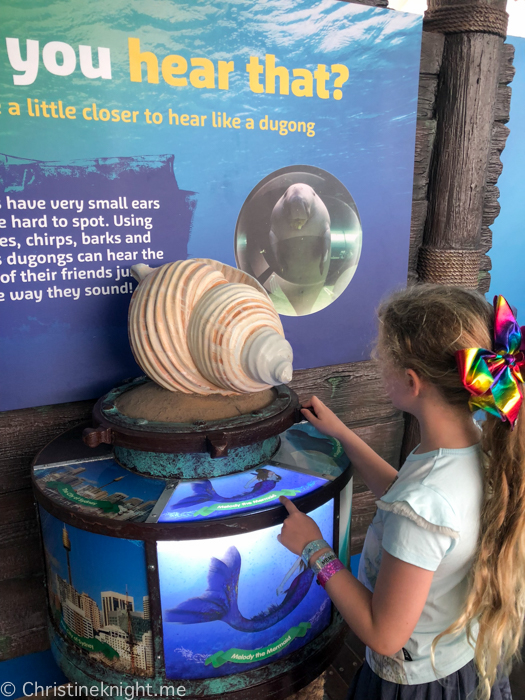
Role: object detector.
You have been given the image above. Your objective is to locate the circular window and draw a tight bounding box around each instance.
[235,165,362,316]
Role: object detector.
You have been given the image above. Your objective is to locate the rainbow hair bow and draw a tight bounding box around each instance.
[456,296,525,427]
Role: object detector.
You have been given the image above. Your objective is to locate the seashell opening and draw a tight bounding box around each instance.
[128,258,294,395]
[242,328,293,386]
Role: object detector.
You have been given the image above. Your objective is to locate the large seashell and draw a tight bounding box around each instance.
[129,258,293,395]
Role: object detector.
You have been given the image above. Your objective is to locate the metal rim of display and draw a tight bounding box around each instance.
[33,425,353,700]
[82,377,302,457]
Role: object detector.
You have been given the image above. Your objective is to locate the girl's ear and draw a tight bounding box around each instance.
[405,368,422,397]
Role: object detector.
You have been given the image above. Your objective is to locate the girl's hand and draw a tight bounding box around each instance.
[301,395,347,441]
[277,496,323,555]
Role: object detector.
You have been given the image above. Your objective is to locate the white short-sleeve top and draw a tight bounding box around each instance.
[358,444,483,685]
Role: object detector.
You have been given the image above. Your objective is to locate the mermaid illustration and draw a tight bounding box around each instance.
[170,468,282,510]
[164,546,313,632]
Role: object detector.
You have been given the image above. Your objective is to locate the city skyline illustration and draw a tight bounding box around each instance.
[40,508,153,675]
[40,507,149,617]
[35,458,164,522]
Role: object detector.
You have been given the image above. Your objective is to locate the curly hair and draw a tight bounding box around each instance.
[377,284,525,698]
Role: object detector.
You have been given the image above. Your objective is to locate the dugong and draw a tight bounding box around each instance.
[269,183,331,287]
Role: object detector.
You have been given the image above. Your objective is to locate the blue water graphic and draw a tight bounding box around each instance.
[0,0,422,409]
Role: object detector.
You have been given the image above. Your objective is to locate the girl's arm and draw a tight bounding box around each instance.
[302,396,398,498]
[321,551,433,655]
[278,497,434,656]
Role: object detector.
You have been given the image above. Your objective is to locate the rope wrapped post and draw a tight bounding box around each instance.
[417,0,508,290]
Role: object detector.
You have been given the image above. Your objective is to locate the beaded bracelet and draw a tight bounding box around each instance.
[301,539,330,566]
[317,558,346,588]
[310,549,337,575]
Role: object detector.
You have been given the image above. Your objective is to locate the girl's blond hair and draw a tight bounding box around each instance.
[377,284,525,698]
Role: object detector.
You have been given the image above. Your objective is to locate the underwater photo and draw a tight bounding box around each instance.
[158,500,334,679]
[0,0,421,410]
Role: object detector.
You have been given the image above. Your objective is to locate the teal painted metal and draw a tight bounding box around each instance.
[49,614,347,698]
[114,435,280,479]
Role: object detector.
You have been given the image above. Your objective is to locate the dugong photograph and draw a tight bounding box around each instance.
[235,165,362,316]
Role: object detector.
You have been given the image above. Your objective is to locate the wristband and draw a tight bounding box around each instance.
[317,558,346,588]
[310,549,337,574]
[301,539,330,566]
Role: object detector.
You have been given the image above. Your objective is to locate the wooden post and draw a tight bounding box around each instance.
[417,0,508,288]
[401,0,509,460]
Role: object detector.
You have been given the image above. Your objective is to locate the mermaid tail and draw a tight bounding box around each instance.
[165,548,240,624]
[172,480,216,508]
[164,546,314,632]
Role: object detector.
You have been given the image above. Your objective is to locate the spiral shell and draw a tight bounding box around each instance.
[128,258,293,395]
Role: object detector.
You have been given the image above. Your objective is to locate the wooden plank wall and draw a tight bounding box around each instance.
[0,401,95,659]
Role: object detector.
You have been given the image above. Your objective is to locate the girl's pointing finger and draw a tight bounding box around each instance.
[279,495,299,514]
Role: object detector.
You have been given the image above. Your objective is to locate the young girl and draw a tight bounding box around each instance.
[278,285,524,699]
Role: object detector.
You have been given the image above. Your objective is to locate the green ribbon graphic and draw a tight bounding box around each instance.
[60,618,120,660]
[195,488,301,517]
[47,481,120,514]
[205,622,311,668]
[330,437,345,459]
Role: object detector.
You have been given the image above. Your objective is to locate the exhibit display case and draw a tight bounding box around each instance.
[32,378,353,699]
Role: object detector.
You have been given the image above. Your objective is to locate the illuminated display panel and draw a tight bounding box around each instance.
[39,508,154,676]
[159,464,328,522]
[157,500,334,679]
[274,422,349,479]
[34,457,165,522]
